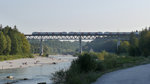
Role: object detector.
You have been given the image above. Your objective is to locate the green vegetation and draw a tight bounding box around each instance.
[83,39,117,53]
[0,54,33,61]
[0,25,32,60]
[82,28,150,57]
[29,40,86,55]
[118,28,150,57]
[51,27,150,84]
[52,52,150,84]
[118,41,130,54]
[139,29,150,56]
[51,28,150,84]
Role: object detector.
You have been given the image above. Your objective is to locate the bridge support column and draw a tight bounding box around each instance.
[40,37,43,56]
[79,36,82,54]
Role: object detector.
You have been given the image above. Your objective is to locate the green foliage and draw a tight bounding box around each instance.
[0,25,31,59]
[72,53,98,72]
[0,31,7,55]
[127,29,150,57]
[52,53,100,84]
[82,28,150,57]
[42,45,50,56]
[52,52,150,84]
[51,27,150,84]
[139,29,150,56]
[3,35,11,55]
[0,54,33,61]
[129,32,140,56]
[96,60,106,71]
[20,34,30,54]
[96,50,108,60]
[83,39,117,53]
[51,69,67,84]
[29,40,86,55]
[118,41,130,54]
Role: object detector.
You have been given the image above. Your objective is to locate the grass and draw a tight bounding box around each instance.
[0,54,34,61]
[51,52,150,84]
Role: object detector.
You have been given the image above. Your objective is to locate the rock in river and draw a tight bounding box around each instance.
[6,76,14,79]
[37,82,46,84]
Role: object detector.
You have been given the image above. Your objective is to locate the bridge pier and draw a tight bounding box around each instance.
[79,36,82,54]
[40,37,43,56]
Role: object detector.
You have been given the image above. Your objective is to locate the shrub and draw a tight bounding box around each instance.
[52,52,150,84]
[96,60,106,71]
[76,53,98,72]
[97,51,108,60]
[52,53,98,84]
[51,70,66,84]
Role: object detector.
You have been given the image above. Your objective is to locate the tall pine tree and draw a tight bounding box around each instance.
[0,31,7,55]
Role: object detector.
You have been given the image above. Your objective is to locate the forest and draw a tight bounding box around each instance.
[83,39,117,53]
[117,28,150,57]
[0,25,32,60]
[82,28,150,57]
[29,40,86,55]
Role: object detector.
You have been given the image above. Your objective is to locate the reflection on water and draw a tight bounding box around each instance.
[0,56,75,84]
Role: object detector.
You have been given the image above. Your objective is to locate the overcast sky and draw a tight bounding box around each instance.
[0,0,150,34]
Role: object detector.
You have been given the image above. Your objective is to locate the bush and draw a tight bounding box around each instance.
[52,52,150,84]
[76,53,98,72]
[52,53,98,84]
[96,60,106,71]
[51,70,66,84]
[97,51,108,60]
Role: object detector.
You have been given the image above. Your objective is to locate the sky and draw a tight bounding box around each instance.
[0,0,150,34]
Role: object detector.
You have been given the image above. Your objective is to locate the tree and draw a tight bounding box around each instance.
[0,25,31,57]
[118,41,130,54]
[3,35,11,55]
[13,25,18,32]
[139,30,150,56]
[129,32,140,56]
[82,39,117,53]
[0,31,7,55]
[0,24,2,31]
[2,26,11,35]
[10,35,19,54]
[43,45,50,55]
[21,34,30,54]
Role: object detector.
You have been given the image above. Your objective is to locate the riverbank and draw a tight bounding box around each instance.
[0,56,71,70]
[51,52,150,84]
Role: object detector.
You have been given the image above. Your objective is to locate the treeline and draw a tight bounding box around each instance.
[29,40,86,55]
[83,39,117,53]
[119,28,150,57]
[0,25,31,56]
[82,29,150,57]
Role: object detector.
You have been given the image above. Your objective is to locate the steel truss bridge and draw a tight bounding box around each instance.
[25,32,138,55]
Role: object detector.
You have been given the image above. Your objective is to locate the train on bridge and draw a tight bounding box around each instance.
[32,32,139,36]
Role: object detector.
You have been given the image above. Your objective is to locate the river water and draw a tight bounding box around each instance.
[0,56,75,84]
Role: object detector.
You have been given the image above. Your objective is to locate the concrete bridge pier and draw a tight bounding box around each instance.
[79,36,82,54]
[40,37,43,56]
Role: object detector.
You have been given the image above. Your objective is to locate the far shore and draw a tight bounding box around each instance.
[0,55,73,70]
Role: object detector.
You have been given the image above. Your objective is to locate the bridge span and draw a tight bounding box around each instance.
[25,32,139,55]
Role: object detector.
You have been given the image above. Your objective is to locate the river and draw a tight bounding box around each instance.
[0,56,76,84]
[93,64,150,84]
